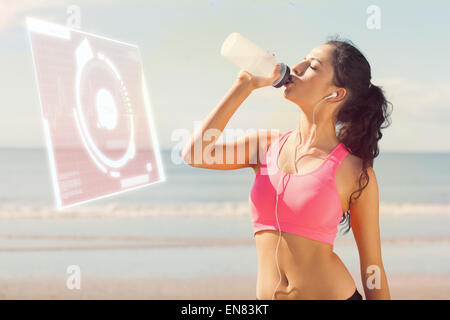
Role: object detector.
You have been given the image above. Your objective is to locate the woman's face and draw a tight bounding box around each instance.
[284,44,338,108]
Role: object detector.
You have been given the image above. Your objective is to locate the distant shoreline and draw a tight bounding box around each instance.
[0,202,450,219]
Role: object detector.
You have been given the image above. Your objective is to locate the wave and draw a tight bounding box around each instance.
[0,202,449,219]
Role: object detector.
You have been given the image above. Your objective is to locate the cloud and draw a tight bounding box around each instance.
[0,0,175,32]
[0,0,58,31]
[377,77,450,124]
[375,77,450,151]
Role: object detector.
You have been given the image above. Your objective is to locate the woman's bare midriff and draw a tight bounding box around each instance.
[255,230,357,300]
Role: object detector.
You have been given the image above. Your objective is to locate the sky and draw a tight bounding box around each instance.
[0,0,449,152]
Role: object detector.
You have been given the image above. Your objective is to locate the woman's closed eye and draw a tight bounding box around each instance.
[302,57,318,71]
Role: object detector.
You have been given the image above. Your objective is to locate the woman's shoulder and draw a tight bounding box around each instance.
[341,151,363,173]
[340,151,373,191]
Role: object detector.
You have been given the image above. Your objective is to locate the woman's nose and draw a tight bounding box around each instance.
[293,68,301,77]
[293,61,308,77]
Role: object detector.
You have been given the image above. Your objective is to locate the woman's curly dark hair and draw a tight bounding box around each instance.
[325,36,393,234]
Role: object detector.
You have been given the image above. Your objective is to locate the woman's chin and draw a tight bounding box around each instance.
[283,94,295,104]
[283,87,292,98]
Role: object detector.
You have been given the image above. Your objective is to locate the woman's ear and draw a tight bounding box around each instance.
[335,88,346,101]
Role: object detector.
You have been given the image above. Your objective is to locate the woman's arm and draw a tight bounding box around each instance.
[349,167,391,300]
[182,63,282,171]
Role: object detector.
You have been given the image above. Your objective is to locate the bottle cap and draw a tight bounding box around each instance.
[272,63,291,88]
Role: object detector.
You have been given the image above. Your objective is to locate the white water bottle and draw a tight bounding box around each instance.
[220,32,290,88]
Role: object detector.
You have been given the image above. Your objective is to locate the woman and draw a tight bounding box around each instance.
[182,37,392,300]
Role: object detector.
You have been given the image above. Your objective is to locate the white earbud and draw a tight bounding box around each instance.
[326,92,338,99]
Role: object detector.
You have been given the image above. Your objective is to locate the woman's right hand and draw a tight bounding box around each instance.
[235,53,282,90]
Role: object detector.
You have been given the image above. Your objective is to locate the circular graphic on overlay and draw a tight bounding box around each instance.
[73,38,135,177]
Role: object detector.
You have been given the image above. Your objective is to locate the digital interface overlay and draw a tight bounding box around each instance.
[27,18,165,210]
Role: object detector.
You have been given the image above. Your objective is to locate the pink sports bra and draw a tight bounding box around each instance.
[248,130,350,246]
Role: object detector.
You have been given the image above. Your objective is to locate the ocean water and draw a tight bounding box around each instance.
[0,148,449,206]
[0,148,449,281]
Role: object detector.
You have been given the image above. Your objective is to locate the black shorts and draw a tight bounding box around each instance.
[346,288,363,300]
[256,288,363,300]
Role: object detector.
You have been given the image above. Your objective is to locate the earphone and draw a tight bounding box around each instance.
[327,92,338,99]
[271,91,337,300]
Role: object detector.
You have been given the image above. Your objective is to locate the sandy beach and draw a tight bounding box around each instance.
[0,206,449,300]
[1,273,449,299]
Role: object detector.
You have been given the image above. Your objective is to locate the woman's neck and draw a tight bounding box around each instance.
[294,115,340,152]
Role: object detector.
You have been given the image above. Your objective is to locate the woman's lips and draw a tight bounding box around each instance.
[284,75,294,87]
